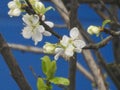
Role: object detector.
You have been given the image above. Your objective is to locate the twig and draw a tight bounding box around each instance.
[29,66,38,80]
[44,0,116,4]
[50,0,70,26]
[98,0,118,23]
[95,51,120,89]
[76,62,94,82]
[84,36,113,49]
[0,34,32,90]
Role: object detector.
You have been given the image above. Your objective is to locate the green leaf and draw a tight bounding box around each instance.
[45,6,55,13]
[47,60,57,79]
[102,19,111,28]
[37,78,46,90]
[50,77,70,86]
[41,56,51,76]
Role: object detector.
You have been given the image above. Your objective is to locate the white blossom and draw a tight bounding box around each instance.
[21,14,52,45]
[8,0,21,17]
[54,27,86,60]
[87,25,101,36]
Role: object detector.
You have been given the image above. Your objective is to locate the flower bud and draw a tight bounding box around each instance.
[87,25,102,36]
[43,43,56,53]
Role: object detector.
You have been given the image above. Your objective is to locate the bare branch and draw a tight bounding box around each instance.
[76,62,94,82]
[84,36,113,49]
[0,34,32,90]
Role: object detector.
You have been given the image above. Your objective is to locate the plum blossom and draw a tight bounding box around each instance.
[21,14,54,45]
[8,0,22,17]
[54,27,86,60]
[87,25,102,36]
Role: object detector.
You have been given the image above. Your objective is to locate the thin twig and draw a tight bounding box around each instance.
[84,36,113,49]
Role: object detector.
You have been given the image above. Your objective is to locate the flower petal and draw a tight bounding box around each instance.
[32,26,44,45]
[41,15,45,21]
[32,33,43,45]
[70,27,79,40]
[73,40,86,48]
[8,8,21,17]
[74,48,82,53]
[21,26,33,39]
[38,25,45,33]
[22,14,39,25]
[54,48,64,60]
[45,21,54,28]
[43,31,52,36]
[60,35,70,47]
[65,44,74,57]
[8,1,17,9]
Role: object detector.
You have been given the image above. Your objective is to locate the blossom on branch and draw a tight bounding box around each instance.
[43,42,56,53]
[87,25,102,36]
[21,14,54,45]
[29,0,54,15]
[54,27,86,60]
[8,0,22,17]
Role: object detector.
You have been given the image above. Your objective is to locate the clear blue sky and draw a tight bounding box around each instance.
[0,0,116,90]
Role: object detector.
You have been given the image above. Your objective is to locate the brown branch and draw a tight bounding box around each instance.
[95,51,120,89]
[76,62,94,82]
[44,0,117,4]
[84,36,113,49]
[0,34,32,90]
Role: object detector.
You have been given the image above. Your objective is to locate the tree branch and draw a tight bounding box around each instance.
[0,34,32,90]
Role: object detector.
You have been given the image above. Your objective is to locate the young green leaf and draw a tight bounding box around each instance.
[50,77,70,86]
[37,78,46,90]
[41,56,51,76]
[102,19,111,28]
[47,60,57,79]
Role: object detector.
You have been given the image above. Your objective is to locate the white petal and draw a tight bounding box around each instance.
[8,1,17,9]
[32,26,43,45]
[54,48,63,60]
[65,44,74,57]
[8,8,21,16]
[55,48,63,53]
[37,25,45,33]
[60,35,70,47]
[32,33,43,45]
[74,48,82,53]
[73,40,86,48]
[21,26,33,39]
[43,31,52,36]
[70,27,79,40]
[41,15,45,21]
[22,14,39,25]
[45,21,54,28]
[32,15,40,25]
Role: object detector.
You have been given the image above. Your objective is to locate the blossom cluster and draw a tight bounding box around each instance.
[8,0,86,60]
[8,0,54,45]
[43,27,86,60]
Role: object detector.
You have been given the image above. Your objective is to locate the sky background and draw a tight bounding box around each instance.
[0,0,117,90]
